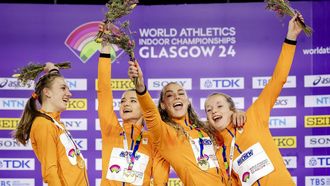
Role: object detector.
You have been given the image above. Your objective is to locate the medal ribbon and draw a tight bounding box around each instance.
[43,113,81,156]
[121,125,143,171]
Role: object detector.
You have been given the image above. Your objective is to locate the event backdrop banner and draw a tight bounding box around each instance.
[0,1,329,186]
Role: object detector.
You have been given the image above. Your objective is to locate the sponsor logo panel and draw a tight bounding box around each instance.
[273,136,296,148]
[0,77,34,90]
[95,138,102,151]
[304,74,330,87]
[0,178,35,186]
[61,118,87,131]
[305,95,330,107]
[305,115,330,128]
[252,76,296,89]
[0,138,32,150]
[283,156,297,169]
[253,96,296,108]
[305,156,330,168]
[305,176,330,186]
[95,79,135,91]
[147,78,192,90]
[66,78,87,91]
[0,158,35,170]
[200,77,244,90]
[67,99,87,110]
[0,98,27,110]
[95,158,102,171]
[305,135,330,148]
[0,118,19,130]
[269,116,296,128]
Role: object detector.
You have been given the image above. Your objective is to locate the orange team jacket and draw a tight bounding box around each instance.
[97,55,170,186]
[218,41,296,186]
[30,111,89,186]
[137,94,227,185]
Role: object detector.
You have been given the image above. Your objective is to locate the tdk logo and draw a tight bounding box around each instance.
[0,158,35,170]
[0,98,27,110]
[305,95,330,107]
[147,78,192,90]
[305,135,330,148]
[0,78,34,90]
[305,176,330,186]
[305,74,330,87]
[200,77,244,90]
[252,76,296,89]
[305,156,330,168]
[269,116,296,128]
[65,78,87,91]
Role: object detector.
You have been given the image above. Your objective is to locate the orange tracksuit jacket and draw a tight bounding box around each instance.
[137,93,227,186]
[218,42,296,186]
[30,112,89,186]
[97,55,169,186]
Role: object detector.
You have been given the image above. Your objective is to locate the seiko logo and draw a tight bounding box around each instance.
[304,74,330,87]
[66,99,87,110]
[0,78,34,90]
[305,135,330,148]
[305,95,330,107]
[273,136,296,148]
[0,158,35,170]
[305,156,330,168]
[147,78,192,90]
[200,77,244,90]
[305,115,330,128]
[0,118,20,130]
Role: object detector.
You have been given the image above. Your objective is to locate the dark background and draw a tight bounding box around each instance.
[0,0,319,5]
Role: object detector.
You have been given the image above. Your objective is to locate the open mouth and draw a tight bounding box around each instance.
[62,98,69,103]
[123,108,132,113]
[173,102,183,110]
[212,115,223,122]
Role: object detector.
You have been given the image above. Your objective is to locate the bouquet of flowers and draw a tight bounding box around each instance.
[265,0,313,37]
[95,0,138,44]
[102,21,136,60]
[13,62,71,85]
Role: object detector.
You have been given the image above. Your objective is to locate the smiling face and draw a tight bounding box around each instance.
[160,83,190,120]
[119,90,142,123]
[43,77,72,112]
[205,94,235,131]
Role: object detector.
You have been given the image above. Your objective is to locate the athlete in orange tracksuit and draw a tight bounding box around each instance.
[14,63,89,185]
[97,33,169,185]
[30,112,89,185]
[204,14,303,186]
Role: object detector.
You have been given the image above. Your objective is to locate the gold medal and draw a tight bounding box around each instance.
[198,159,209,171]
[77,156,85,169]
[123,169,136,183]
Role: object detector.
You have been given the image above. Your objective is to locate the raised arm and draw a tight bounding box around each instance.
[253,14,303,124]
[97,22,118,136]
[32,118,61,185]
[128,60,165,147]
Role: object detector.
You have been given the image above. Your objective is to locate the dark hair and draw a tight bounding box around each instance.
[157,82,219,146]
[13,72,63,145]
